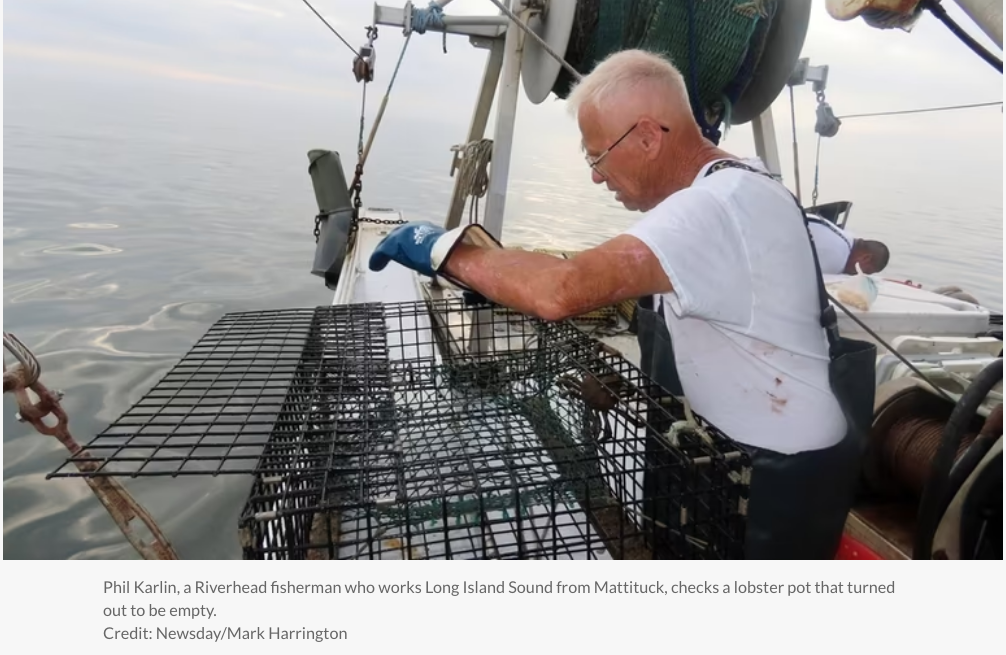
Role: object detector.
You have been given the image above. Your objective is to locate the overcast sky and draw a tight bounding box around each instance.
[4,1,1003,222]
[5,1,1001,125]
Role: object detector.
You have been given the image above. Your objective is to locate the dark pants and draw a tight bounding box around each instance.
[743,433,864,559]
[634,296,866,559]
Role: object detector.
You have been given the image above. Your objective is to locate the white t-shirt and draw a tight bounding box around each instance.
[624,159,847,455]
[807,217,854,275]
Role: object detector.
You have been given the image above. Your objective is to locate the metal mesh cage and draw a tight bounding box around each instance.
[50,298,750,560]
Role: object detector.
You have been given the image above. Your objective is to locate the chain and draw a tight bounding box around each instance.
[314,162,371,245]
[312,19,423,243]
[316,25,376,245]
[4,333,179,559]
[342,211,407,250]
[359,215,408,225]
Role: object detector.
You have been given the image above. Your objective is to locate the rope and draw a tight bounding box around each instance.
[452,139,493,224]
[837,100,1003,120]
[485,0,584,82]
[879,415,978,498]
[356,81,368,164]
[298,0,361,58]
[409,1,448,52]
[348,29,416,245]
[410,1,445,32]
[360,34,414,168]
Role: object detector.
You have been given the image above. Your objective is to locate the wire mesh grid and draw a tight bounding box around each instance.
[49,299,750,560]
[47,303,396,477]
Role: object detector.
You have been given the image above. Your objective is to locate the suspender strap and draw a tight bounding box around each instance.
[703,160,841,356]
[807,215,854,249]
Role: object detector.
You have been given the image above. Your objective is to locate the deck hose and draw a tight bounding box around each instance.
[914,358,1003,559]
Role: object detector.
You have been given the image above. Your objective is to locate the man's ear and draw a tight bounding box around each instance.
[638,120,666,159]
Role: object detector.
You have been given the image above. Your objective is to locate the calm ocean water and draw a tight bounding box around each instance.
[3,68,1002,559]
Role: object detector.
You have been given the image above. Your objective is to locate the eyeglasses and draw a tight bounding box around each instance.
[584,122,670,172]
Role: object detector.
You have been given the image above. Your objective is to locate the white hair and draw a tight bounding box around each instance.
[566,49,691,118]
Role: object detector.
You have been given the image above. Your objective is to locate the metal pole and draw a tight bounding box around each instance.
[445,37,506,230]
[787,86,802,202]
[951,0,1002,48]
[434,15,510,27]
[481,1,527,241]
[751,106,783,181]
[373,4,506,39]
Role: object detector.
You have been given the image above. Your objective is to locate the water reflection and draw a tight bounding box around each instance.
[68,222,119,229]
[2,94,1001,561]
[41,243,123,256]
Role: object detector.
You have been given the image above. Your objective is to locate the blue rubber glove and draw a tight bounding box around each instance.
[368,221,445,277]
[368,221,503,287]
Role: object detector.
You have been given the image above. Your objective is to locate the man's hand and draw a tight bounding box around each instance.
[368,221,502,282]
[368,222,445,277]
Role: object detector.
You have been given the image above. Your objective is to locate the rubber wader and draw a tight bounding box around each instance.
[636,294,696,557]
[636,160,877,559]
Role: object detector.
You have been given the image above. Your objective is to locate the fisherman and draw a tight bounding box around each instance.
[368,49,869,559]
[807,215,890,275]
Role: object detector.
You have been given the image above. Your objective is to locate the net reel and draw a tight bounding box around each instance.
[517,0,814,129]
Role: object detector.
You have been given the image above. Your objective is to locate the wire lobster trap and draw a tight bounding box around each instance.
[49,298,750,560]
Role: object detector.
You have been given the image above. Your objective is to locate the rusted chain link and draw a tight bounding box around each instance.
[4,333,179,560]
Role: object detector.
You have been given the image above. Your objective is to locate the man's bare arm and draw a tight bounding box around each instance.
[442,235,673,320]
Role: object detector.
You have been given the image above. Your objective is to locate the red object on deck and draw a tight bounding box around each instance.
[835,534,884,560]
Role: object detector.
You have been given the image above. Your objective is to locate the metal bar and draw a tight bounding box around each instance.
[951,0,1002,49]
[751,106,783,181]
[444,37,506,230]
[787,87,802,202]
[439,16,510,27]
[373,4,508,38]
[482,2,528,240]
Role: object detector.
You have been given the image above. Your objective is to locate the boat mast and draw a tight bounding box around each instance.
[751,109,783,181]
[482,2,528,240]
[444,39,506,230]
[373,0,525,240]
